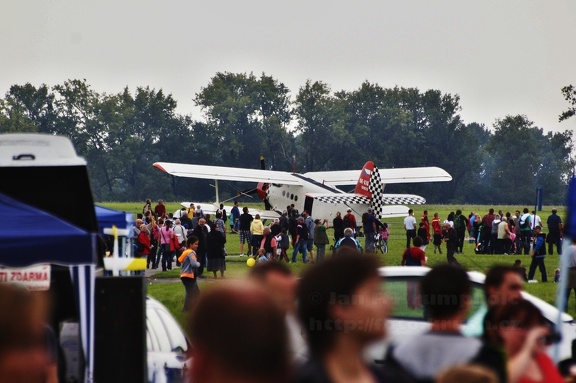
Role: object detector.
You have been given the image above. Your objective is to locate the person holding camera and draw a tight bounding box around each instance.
[484,299,564,383]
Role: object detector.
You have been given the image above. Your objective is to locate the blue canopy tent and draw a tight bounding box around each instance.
[0,192,98,382]
[94,205,133,235]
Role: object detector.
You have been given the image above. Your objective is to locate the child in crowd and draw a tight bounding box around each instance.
[178,236,201,312]
[275,228,290,262]
[379,223,389,253]
[257,248,269,263]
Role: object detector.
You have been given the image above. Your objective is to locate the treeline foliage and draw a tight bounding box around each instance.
[1,75,574,205]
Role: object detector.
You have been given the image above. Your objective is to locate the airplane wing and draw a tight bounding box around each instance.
[153,162,302,185]
[306,193,426,205]
[303,166,452,186]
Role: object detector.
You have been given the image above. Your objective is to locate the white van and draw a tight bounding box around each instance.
[0,133,99,233]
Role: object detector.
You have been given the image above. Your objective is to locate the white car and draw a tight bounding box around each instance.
[146,296,190,383]
[366,266,576,364]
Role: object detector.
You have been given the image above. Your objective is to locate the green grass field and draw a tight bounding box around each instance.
[99,202,571,326]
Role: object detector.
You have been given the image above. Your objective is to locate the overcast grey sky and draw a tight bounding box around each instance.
[2,0,575,133]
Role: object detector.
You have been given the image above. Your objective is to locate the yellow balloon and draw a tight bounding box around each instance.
[246,258,256,267]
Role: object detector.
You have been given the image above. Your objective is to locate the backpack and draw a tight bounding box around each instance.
[520,214,530,229]
[343,215,351,228]
[454,215,463,230]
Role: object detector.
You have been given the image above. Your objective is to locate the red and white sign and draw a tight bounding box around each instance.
[0,264,51,291]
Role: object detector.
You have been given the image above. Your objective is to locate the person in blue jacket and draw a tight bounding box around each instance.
[528,225,548,282]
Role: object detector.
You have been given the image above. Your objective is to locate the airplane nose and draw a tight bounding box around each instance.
[256,182,269,200]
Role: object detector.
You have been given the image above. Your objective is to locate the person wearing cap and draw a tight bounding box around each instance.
[528,226,548,282]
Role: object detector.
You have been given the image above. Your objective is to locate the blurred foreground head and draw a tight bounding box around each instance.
[188,282,289,383]
[296,249,389,357]
[421,263,471,321]
[0,283,50,383]
[436,363,498,383]
[248,261,297,314]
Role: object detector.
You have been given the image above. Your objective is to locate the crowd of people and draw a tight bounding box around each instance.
[135,201,567,288]
[136,201,391,268]
[2,254,571,383]
[184,256,570,383]
[404,207,566,284]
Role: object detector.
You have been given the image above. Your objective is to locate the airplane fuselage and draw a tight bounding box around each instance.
[265,177,406,221]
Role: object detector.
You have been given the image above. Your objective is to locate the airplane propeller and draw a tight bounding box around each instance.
[233,156,272,210]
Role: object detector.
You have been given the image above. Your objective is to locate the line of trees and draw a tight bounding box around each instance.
[1,74,574,205]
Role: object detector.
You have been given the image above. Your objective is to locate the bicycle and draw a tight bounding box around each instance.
[374,232,388,254]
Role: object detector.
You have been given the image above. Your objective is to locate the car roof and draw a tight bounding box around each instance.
[379,266,573,322]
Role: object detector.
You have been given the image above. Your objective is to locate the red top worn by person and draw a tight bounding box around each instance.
[137,228,151,257]
[421,211,431,242]
[154,199,166,219]
[431,214,442,235]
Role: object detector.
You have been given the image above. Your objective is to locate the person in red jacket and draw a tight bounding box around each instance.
[431,212,443,254]
[154,199,166,219]
[136,224,152,271]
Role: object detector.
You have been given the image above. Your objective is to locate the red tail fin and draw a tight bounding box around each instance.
[354,161,375,198]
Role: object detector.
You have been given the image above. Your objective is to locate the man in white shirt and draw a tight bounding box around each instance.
[404,209,417,249]
[530,210,543,230]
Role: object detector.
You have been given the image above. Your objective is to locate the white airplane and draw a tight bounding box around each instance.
[153,160,452,222]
